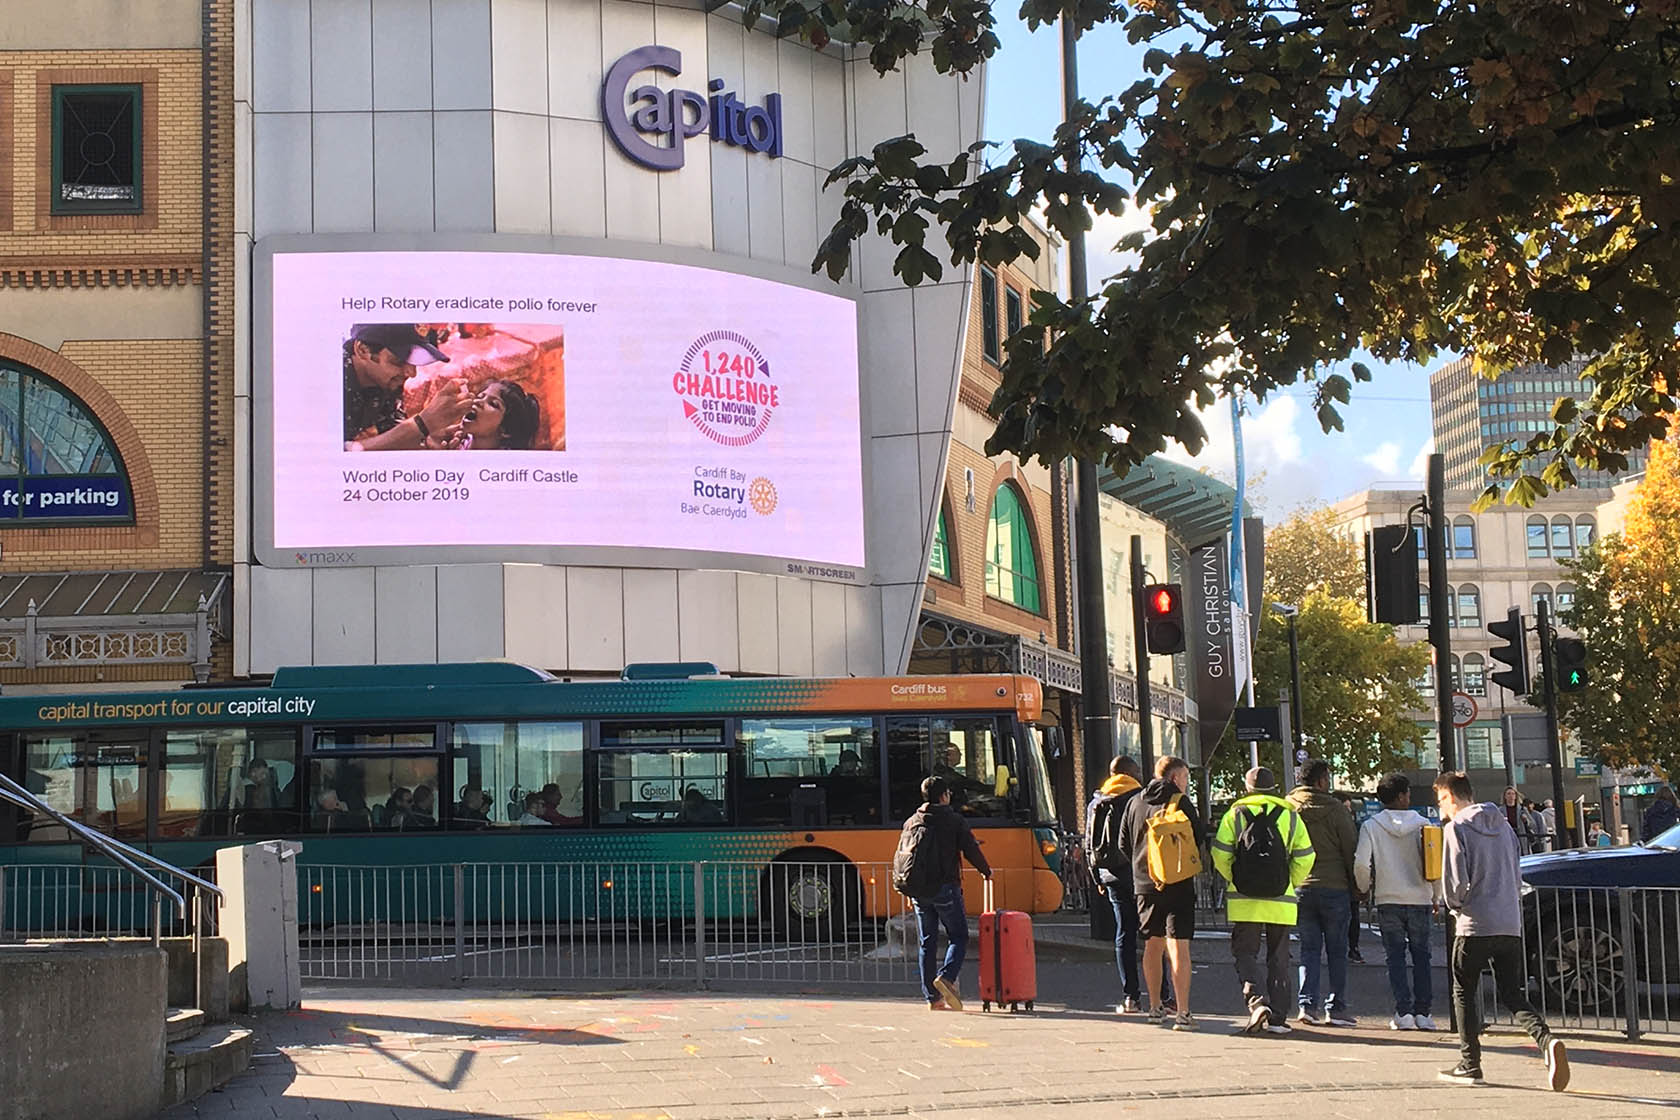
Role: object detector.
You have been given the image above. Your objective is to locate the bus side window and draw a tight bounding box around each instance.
[451,720,584,829]
[737,717,878,827]
[161,727,300,838]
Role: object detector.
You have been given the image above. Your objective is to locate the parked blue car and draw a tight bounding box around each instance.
[1519,823,1680,1012]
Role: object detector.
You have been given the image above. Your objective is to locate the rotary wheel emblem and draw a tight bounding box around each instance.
[748,477,778,515]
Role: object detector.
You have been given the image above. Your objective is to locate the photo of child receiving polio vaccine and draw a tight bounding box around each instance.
[341,323,566,453]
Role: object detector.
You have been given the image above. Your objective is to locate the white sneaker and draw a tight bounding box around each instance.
[1295,1007,1326,1025]
[1327,1013,1359,1028]
[1264,1022,1294,1035]
[1390,1014,1417,1031]
[1413,1014,1437,1031]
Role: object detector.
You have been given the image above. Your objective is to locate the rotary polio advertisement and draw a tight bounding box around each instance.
[266,249,864,574]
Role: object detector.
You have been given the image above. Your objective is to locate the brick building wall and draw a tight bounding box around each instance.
[0,2,235,688]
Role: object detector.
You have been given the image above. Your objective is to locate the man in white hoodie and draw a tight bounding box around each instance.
[1353,774,1442,1031]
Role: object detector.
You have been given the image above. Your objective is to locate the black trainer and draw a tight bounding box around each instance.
[1439,1062,1485,1086]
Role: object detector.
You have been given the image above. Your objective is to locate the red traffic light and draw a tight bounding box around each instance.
[1142,583,1186,655]
[1149,587,1177,615]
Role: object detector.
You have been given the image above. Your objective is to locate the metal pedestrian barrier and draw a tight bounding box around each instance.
[293,859,920,989]
[1476,884,1679,1040]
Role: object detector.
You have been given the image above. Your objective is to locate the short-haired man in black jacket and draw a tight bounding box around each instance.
[902,775,992,1010]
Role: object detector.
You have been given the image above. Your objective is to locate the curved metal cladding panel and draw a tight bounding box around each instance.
[237,0,981,679]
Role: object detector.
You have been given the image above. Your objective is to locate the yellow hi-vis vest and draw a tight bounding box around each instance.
[1211,793,1316,925]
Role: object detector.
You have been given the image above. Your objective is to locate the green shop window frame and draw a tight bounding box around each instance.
[51,83,144,215]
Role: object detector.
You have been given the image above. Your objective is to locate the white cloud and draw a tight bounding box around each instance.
[1086,201,1155,288]
[1161,393,1304,477]
[1407,437,1434,478]
[1361,442,1402,475]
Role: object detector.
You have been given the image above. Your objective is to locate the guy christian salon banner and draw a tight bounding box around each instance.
[262,249,864,575]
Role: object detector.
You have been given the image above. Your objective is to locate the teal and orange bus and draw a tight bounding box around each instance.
[0,663,1064,931]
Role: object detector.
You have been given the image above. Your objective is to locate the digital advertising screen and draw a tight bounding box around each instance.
[254,242,865,578]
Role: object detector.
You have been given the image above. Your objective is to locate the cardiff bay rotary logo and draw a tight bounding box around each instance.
[673,330,778,446]
[748,476,777,515]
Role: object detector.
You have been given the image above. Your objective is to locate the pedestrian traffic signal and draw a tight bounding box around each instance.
[1143,583,1185,654]
[1487,607,1529,695]
[1554,637,1588,692]
[1365,525,1420,625]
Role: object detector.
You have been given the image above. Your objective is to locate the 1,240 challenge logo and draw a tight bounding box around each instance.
[673,330,778,446]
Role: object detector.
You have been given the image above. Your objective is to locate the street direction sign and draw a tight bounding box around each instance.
[1234,706,1282,742]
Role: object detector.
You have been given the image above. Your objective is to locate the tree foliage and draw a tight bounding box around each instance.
[1557,436,1680,779]
[1262,505,1366,606]
[734,0,1680,503]
[1207,511,1427,790]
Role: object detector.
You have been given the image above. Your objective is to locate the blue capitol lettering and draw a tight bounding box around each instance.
[602,45,783,171]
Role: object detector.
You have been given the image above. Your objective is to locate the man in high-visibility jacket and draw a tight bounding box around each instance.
[1212,766,1316,1035]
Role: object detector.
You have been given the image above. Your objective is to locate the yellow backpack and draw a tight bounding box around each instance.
[1421,823,1444,882]
[1146,794,1204,888]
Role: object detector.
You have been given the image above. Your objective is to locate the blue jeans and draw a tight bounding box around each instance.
[1376,904,1433,1016]
[1296,886,1352,1014]
[914,882,968,1003]
[1108,887,1142,1001]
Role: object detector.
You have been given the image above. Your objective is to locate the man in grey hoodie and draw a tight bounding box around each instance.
[1353,773,1442,1031]
[1434,771,1569,1091]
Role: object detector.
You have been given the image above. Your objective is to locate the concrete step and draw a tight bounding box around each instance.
[161,1023,254,1110]
[165,1006,205,1045]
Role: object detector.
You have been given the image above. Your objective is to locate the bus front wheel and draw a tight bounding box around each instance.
[766,857,857,940]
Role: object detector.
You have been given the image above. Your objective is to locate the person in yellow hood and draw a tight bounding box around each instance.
[1084,755,1165,1013]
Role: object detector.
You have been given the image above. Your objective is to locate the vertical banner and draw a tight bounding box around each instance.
[1189,535,1238,764]
[1228,395,1253,702]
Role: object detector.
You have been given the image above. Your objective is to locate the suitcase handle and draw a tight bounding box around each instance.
[982,876,994,912]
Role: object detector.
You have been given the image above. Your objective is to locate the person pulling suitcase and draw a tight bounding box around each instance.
[892,775,993,1010]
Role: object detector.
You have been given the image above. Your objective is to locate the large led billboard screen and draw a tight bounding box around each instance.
[253,240,865,579]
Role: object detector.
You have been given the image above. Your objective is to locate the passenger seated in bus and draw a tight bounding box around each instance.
[679,787,724,824]
[834,749,863,777]
[517,792,552,826]
[410,784,438,826]
[239,758,282,834]
[456,786,492,825]
[313,788,351,831]
[382,786,415,829]
[539,782,582,824]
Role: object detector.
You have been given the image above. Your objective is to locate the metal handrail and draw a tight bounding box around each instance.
[0,771,223,905]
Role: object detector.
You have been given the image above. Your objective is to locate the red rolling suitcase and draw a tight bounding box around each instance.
[978,879,1036,1012]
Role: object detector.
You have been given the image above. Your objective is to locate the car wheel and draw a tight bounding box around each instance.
[1535,906,1626,1013]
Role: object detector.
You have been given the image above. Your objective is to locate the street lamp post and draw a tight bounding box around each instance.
[1273,603,1305,762]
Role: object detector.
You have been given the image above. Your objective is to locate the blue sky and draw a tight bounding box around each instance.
[980,13,1439,514]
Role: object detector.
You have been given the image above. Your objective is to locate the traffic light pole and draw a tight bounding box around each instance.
[1536,598,1568,839]
[1131,534,1155,775]
[1063,16,1115,800]
[1285,610,1305,759]
[1426,454,1456,771]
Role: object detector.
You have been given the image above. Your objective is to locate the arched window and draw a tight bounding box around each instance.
[1550,516,1575,559]
[1575,517,1596,553]
[1417,588,1431,625]
[1556,582,1576,614]
[1452,515,1477,560]
[1443,584,1456,627]
[1456,584,1481,628]
[1415,666,1435,699]
[1527,515,1549,559]
[1463,653,1486,697]
[928,506,953,581]
[985,485,1042,612]
[0,361,132,523]
[1531,583,1553,615]
[1449,654,1462,691]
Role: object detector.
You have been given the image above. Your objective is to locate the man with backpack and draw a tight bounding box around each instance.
[1353,773,1442,1031]
[892,775,993,1011]
[1084,755,1151,1013]
[1116,756,1205,1030]
[1212,766,1316,1035]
